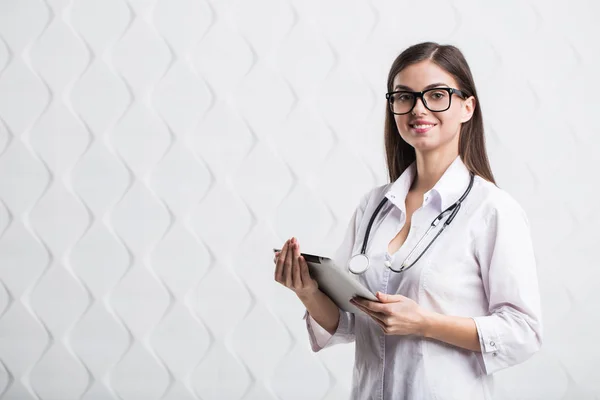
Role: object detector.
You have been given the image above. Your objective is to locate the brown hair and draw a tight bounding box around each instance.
[384,42,496,185]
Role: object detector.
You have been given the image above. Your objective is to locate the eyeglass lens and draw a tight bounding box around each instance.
[389,89,451,114]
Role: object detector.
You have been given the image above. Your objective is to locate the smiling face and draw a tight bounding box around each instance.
[391,60,475,156]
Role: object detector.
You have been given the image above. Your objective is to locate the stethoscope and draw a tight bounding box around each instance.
[347,172,475,275]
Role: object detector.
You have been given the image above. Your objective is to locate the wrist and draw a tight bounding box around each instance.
[421,309,439,338]
[297,288,320,302]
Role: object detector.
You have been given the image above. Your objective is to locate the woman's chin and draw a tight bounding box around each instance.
[407,136,438,151]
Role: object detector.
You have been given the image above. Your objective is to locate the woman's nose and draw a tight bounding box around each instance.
[411,96,428,114]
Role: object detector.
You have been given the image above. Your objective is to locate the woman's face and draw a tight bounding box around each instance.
[391,60,475,154]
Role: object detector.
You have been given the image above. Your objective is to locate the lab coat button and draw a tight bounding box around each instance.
[490,341,495,347]
[492,352,497,357]
[384,260,392,268]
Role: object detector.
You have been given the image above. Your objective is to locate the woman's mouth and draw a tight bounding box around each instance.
[409,123,436,134]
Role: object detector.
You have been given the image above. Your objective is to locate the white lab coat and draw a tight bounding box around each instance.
[303,155,543,400]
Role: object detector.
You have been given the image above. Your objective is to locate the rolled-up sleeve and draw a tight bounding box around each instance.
[303,308,355,352]
[471,196,543,375]
[303,189,371,352]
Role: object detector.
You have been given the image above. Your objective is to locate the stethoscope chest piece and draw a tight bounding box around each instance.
[348,253,369,274]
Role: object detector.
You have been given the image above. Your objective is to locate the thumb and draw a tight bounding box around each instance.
[376,291,404,303]
[300,256,317,285]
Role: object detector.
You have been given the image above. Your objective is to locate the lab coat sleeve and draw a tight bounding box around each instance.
[303,189,371,352]
[471,194,543,375]
[303,308,355,352]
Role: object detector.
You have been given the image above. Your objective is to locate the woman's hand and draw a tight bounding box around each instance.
[274,237,319,299]
[350,292,432,337]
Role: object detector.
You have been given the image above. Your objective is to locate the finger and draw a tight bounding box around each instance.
[353,298,389,314]
[274,242,289,283]
[376,292,404,303]
[275,243,287,282]
[371,316,389,333]
[273,251,280,264]
[292,243,302,289]
[300,256,312,286]
[284,240,294,287]
[352,301,387,322]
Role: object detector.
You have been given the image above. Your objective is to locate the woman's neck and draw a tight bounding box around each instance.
[411,151,459,193]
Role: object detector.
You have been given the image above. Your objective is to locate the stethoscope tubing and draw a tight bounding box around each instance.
[350,172,474,274]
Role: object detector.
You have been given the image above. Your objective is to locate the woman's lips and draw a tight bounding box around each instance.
[409,123,436,134]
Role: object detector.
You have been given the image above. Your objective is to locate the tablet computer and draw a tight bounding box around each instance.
[273,248,379,314]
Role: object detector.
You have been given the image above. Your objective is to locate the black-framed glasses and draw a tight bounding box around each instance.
[385,87,466,115]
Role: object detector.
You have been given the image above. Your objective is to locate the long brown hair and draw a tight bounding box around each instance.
[384,42,496,185]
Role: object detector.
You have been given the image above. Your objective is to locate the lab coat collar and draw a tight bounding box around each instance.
[384,162,416,212]
[432,155,473,211]
[384,155,472,213]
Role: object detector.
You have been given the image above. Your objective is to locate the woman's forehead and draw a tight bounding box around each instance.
[393,61,457,90]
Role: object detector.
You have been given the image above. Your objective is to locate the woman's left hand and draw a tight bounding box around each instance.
[351,292,432,337]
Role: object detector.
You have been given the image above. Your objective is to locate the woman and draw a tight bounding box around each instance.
[273,42,542,399]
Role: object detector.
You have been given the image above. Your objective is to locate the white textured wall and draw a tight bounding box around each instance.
[0,0,598,399]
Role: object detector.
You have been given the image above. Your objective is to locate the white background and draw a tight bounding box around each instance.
[0,0,598,399]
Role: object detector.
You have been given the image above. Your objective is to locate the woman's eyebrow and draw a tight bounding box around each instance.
[393,82,450,91]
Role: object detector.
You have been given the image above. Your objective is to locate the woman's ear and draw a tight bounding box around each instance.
[461,96,476,123]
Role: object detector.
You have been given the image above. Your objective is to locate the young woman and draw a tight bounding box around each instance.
[273,42,542,400]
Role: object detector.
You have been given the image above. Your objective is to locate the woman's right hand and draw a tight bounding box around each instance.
[274,237,319,299]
